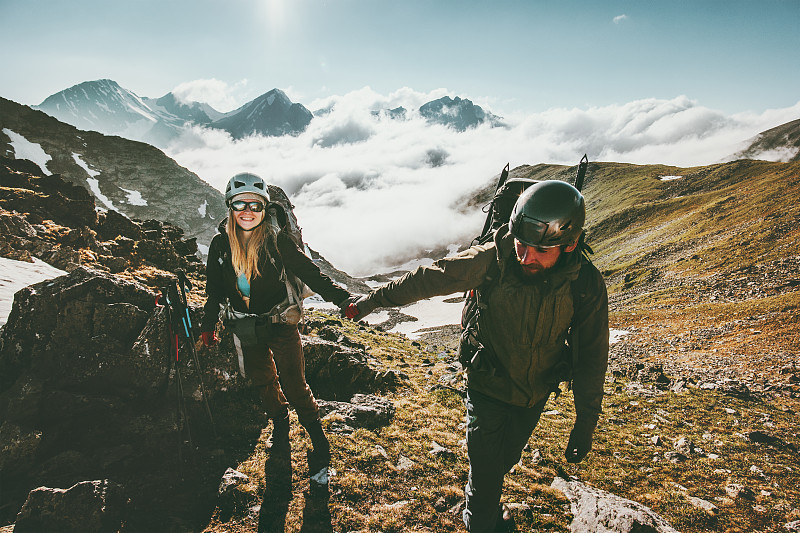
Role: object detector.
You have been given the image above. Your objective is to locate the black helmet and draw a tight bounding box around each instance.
[225,173,270,205]
[509,180,585,247]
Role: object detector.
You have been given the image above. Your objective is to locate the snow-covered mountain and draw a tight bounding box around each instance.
[36,80,313,148]
[212,89,313,140]
[36,79,182,146]
[374,96,504,131]
[419,96,504,131]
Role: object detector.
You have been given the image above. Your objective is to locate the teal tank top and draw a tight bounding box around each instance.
[237,273,251,298]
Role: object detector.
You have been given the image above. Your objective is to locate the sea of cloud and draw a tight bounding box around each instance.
[163,86,800,276]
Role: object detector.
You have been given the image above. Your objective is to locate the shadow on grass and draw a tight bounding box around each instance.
[300,483,333,533]
[258,450,292,533]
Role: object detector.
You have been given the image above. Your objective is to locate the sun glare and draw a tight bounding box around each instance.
[265,0,287,32]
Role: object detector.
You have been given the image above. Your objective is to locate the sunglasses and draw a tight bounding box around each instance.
[230,200,265,212]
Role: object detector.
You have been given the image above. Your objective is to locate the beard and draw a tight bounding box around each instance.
[520,262,546,276]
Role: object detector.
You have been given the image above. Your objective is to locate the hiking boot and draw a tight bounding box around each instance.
[269,415,290,455]
[301,417,331,484]
[494,503,517,532]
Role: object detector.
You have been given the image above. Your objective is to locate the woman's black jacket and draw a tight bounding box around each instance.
[201,225,350,332]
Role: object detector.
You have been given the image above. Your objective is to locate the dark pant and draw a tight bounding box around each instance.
[235,324,320,423]
[463,389,548,533]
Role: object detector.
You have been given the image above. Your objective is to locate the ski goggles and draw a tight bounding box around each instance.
[510,213,555,247]
[229,200,265,212]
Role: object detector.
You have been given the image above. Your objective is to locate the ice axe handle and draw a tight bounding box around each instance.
[574,154,588,192]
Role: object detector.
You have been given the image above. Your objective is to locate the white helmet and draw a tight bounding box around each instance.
[224,173,270,205]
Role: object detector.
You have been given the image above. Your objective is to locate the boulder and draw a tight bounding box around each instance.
[14,480,128,533]
[552,477,680,533]
[0,265,155,391]
[0,266,254,529]
[317,393,396,432]
[303,336,406,400]
[96,209,144,241]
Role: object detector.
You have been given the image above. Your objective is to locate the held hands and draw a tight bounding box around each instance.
[200,331,219,347]
[564,419,595,463]
[339,295,377,321]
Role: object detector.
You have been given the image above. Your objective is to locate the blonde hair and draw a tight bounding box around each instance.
[226,214,273,281]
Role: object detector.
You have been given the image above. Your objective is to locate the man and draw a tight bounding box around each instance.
[346,180,609,532]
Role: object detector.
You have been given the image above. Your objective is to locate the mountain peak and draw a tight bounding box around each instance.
[251,88,292,108]
[35,80,312,145]
[211,89,312,139]
[418,95,503,131]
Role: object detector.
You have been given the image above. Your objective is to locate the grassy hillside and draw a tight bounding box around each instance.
[200,309,799,533]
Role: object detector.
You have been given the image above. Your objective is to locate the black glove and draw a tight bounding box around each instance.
[564,419,595,463]
[341,295,377,321]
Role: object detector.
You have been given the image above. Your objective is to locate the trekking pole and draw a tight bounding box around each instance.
[174,271,216,436]
[156,287,193,470]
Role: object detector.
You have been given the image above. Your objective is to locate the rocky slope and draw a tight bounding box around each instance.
[1,97,227,247]
[0,156,368,301]
[731,117,800,162]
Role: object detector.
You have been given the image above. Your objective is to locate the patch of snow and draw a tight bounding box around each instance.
[3,128,52,175]
[119,187,148,206]
[71,152,101,177]
[388,296,462,339]
[126,102,157,122]
[380,257,435,275]
[86,177,115,211]
[658,175,683,181]
[304,294,336,310]
[363,310,391,323]
[610,329,630,344]
[198,200,208,217]
[446,244,462,256]
[0,257,66,326]
[267,94,276,106]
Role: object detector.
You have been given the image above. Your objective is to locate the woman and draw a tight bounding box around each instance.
[200,172,351,479]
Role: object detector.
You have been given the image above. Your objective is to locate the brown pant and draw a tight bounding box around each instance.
[235,324,319,422]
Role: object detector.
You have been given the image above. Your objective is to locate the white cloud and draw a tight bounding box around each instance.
[614,14,628,24]
[171,78,250,112]
[162,89,800,276]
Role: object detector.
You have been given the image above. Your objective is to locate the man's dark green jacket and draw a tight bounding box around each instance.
[365,225,609,427]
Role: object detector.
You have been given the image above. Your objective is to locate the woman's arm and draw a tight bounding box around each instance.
[277,232,350,304]
[201,235,227,331]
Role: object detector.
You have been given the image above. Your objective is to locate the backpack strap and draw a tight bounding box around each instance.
[459,259,502,372]
[567,256,592,379]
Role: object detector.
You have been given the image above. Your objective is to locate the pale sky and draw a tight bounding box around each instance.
[1,0,798,117]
